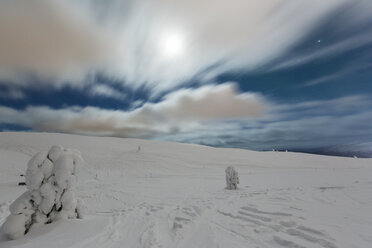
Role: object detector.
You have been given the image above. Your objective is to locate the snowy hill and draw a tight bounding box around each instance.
[0,132,372,248]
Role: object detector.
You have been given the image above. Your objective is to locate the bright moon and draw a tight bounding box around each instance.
[161,33,185,58]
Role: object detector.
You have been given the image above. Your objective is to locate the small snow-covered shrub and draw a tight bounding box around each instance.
[225,166,239,190]
[2,145,85,240]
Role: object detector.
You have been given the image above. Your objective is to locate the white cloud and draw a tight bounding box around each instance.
[88,84,127,100]
[0,83,268,137]
[1,0,371,94]
[131,100,145,109]
[156,97,372,150]
[110,0,356,92]
[144,83,266,121]
[1,85,371,152]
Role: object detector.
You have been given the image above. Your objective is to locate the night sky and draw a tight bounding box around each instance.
[1,0,372,157]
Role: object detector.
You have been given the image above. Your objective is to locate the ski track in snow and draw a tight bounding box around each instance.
[0,132,372,248]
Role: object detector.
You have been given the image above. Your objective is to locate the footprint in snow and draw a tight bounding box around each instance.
[216,205,338,248]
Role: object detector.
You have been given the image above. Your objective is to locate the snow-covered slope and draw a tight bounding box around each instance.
[0,132,371,248]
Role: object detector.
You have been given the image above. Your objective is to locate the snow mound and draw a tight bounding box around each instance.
[2,145,85,240]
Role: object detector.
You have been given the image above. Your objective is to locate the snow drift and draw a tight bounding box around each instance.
[2,145,85,240]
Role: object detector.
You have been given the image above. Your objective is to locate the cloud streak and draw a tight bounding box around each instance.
[301,62,372,87]
[1,0,372,155]
[273,32,372,71]
[0,83,267,137]
[1,83,371,153]
[1,0,371,94]
[157,95,372,151]
[88,84,127,100]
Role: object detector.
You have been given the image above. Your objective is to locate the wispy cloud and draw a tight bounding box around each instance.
[1,0,371,154]
[301,62,372,87]
[0,83,268,137]
[157,96,372,150]
[272,95,372,114]
[2,0,371,94]
[88,84,127,100]
[1,81,371,152]
[0,0,114,86]
[273,32,372,71]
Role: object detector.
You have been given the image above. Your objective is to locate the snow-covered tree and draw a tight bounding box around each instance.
[225,166,239,190]
[2,145,85,240]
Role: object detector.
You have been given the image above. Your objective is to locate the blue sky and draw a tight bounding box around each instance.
[1,0,372,156]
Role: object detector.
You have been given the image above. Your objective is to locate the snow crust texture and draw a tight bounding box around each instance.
[2,145,84,240]
[225,166,239,190]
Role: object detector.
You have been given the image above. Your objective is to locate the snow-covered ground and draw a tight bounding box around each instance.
[0,132,371,248]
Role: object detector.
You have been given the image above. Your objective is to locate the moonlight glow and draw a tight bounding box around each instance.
[161,33,185,58]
